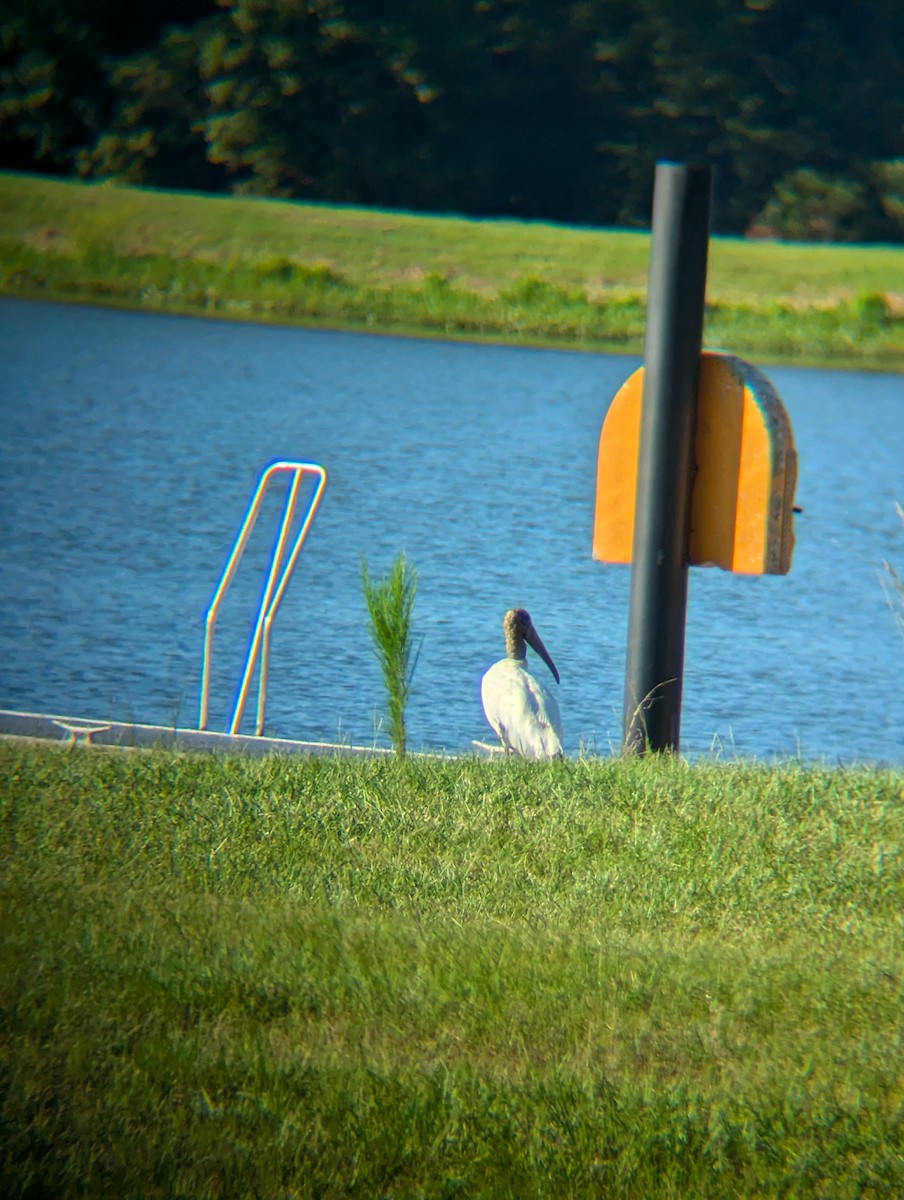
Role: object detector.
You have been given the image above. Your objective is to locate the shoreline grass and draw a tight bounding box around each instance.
[1,172,902,370]
[2,742,901,1198]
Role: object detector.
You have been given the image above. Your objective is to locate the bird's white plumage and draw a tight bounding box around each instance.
[481,654,563,760]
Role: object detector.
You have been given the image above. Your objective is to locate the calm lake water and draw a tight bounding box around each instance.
[1,298,902,764]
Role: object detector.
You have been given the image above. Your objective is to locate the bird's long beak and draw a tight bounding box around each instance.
[526,625,560,684]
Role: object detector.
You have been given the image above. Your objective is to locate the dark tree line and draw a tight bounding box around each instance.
[2,0,903,240]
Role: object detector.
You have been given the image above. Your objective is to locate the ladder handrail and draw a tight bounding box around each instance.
[198,461,327,736]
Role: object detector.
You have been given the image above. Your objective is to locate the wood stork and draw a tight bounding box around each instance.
[481,608,563,760]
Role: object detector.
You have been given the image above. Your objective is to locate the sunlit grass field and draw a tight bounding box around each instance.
[2,741,901,1198]
[1,172,902,368]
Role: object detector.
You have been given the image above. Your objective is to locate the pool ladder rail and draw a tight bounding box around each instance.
[198,460,327,738]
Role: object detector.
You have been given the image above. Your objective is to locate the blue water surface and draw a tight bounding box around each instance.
[1,298,902,763]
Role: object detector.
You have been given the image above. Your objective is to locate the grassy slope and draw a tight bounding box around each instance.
[2,743,902,1198]
[1,172,902,368]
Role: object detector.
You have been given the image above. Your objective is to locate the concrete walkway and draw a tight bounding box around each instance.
[0,708,401,757]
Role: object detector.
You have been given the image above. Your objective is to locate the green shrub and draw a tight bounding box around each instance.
[361,552,419,755]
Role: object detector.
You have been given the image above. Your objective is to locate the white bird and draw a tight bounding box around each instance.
[481,608,563,760]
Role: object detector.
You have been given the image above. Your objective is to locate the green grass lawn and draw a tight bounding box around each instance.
[2,742,901,1198]
[1,172,902,369]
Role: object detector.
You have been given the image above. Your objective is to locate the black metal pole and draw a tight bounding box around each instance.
[623,162,712,754]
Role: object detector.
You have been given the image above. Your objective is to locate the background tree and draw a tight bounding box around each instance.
[753,168,868,241]
[872,159,904,238]
[76,23,227,190]
[0,0,218,176]
[195,0,431,200]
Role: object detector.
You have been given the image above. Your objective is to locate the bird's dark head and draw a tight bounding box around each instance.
[502,608,559,683]
[505,608,532,638]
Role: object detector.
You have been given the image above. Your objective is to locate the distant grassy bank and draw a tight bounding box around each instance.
[1,173,902,370]
[2,742,902,1198]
